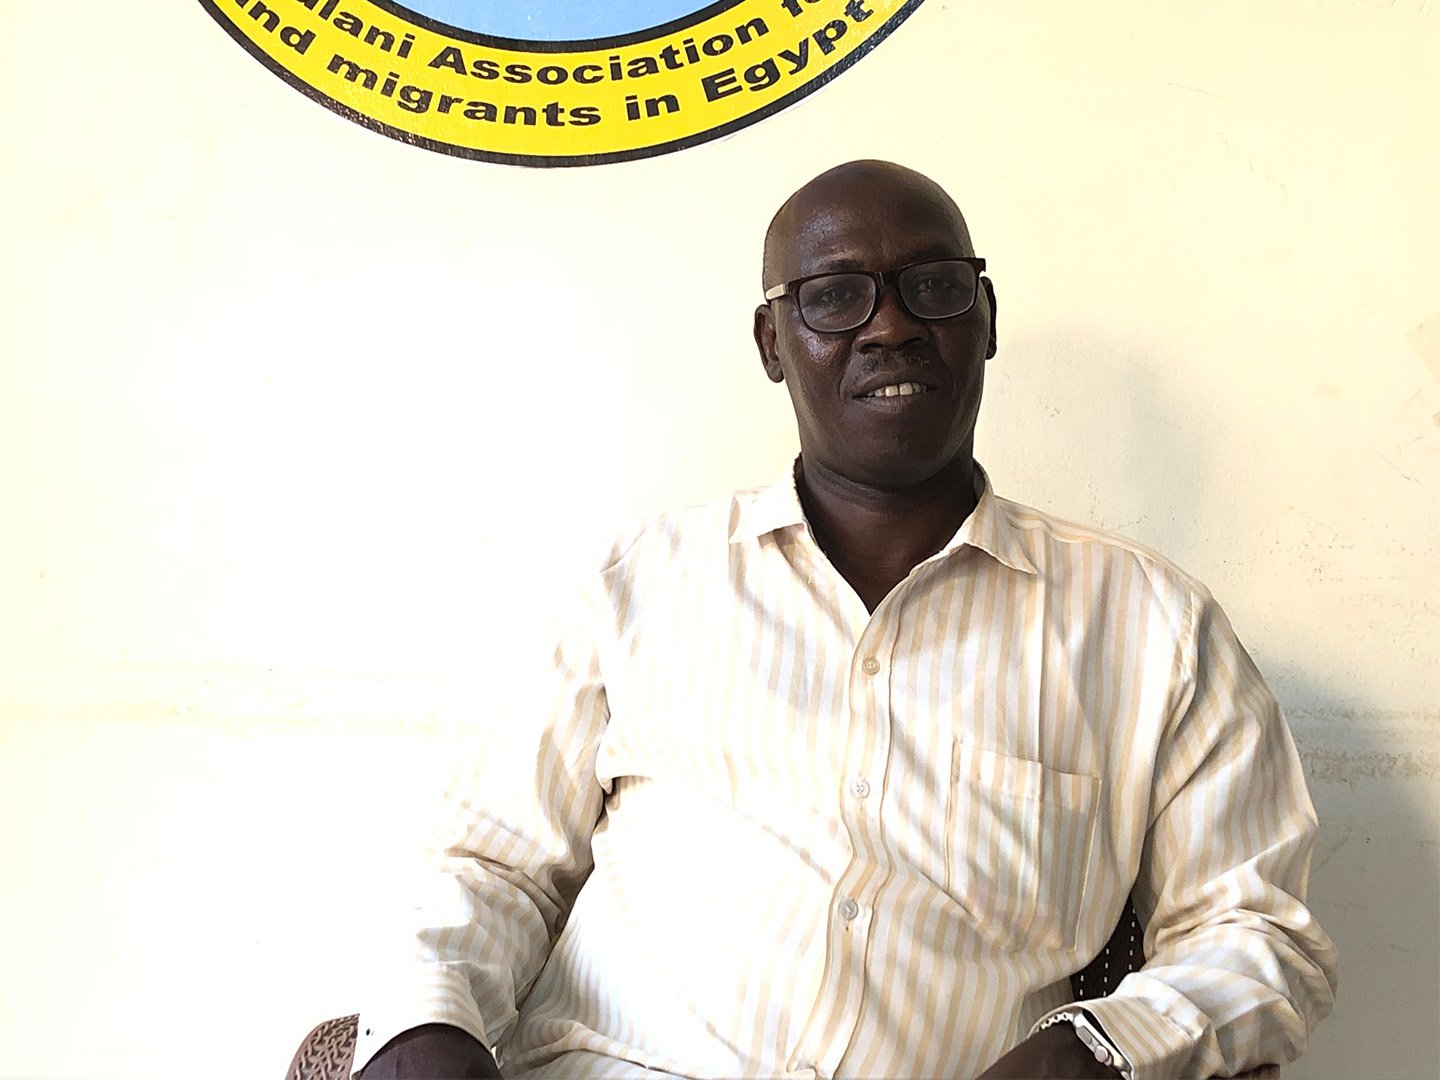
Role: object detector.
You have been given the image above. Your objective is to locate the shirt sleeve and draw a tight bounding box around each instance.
[1037,588,1339,1079]
[351,575,611,1075]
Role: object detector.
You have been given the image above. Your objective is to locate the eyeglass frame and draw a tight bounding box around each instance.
[763,256,988,333]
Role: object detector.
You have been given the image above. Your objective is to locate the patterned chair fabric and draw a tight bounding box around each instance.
[286,1013,360,1080]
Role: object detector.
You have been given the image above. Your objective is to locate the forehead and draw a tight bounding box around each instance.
[777,181,972,280]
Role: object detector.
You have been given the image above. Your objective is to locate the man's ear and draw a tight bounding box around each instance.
[982,277,998,360]
[754,304,785,383]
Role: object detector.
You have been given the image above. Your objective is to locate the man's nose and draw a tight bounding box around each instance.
[855,282,926,347]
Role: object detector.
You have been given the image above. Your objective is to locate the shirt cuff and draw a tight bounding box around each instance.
[1032,992,1196,1080]
[351,966,493,1078]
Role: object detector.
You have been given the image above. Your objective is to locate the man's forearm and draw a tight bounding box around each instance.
[356,1023,502,1080]
[977,1024,1122,1079]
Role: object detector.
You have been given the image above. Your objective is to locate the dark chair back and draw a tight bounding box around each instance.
[1071,897,1146,1000]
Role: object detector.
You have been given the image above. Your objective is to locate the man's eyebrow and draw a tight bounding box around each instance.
[800,247,972,275]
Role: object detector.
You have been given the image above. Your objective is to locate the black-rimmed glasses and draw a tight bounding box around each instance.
[764,257,987,334]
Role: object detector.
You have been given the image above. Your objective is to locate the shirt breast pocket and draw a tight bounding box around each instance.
[946,742,1099,952]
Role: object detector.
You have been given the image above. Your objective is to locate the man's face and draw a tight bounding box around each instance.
[754,173,996,492]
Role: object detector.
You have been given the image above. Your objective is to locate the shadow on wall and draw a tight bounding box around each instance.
[1275,666,1440,1080]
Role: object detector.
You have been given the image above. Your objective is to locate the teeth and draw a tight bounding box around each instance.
[868,382,925,398]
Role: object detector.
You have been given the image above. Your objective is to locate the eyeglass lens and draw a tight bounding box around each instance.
[796,260,978,332]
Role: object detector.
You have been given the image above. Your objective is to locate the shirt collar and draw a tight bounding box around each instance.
[729,459,809,543]
[729,459,1038,576]
[941,464,1038,575]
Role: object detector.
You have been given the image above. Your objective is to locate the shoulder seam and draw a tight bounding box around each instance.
[597,489,756,576]
[998,499,1209,598]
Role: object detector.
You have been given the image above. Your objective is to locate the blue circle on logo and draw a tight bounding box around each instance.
[391,1,723,41]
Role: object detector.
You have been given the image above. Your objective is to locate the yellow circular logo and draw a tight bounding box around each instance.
[199,0,926,165]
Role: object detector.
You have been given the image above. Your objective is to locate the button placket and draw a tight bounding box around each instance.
[795,620,893,1076]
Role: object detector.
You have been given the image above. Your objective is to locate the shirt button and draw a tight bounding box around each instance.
[839,898,860,921]
[850,778,871,798]
[861,656,880,675]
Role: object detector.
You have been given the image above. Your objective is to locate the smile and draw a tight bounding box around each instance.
[862,381,931,398]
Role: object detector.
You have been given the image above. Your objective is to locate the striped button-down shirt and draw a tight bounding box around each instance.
[354,464,1337,1080]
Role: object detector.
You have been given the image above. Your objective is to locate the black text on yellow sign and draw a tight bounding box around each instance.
[199,0,927,165]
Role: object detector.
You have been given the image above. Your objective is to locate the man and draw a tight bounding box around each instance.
[352,161,1336,1079]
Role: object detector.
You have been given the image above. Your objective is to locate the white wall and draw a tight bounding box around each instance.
[2,2,1437,1077]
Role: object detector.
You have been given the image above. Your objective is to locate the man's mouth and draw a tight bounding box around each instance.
[862,381,931,398]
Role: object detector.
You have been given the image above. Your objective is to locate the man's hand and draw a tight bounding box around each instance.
[355,1023,502,1079]
[976,1023,1122,1079]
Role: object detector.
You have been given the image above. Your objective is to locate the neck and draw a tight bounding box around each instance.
[796,455,980,611]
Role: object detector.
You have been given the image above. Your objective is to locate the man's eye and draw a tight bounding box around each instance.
[913,274,962,296]
[814,284,861,306]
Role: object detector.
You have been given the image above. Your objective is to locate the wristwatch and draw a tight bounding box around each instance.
[1036,1008,1134,1079]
